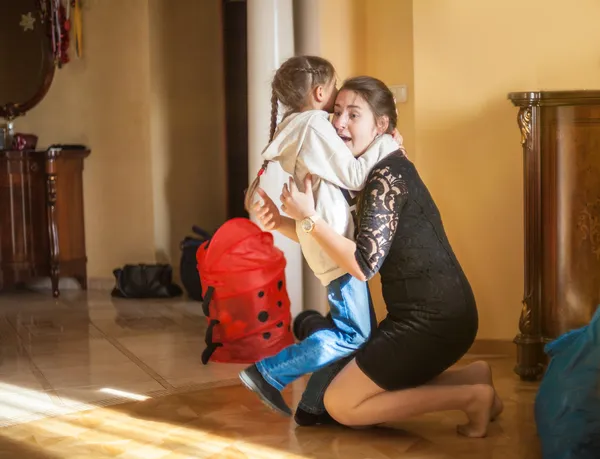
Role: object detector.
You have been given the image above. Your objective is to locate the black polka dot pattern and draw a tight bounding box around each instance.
[263,332,271,339]
[276,321,283,328]
[277,280,283,291]
[258,291,265,298]
[277,301,282,307]
[258,311,268,322]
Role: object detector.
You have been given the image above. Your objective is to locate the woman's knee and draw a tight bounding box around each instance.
[323,388,354,425]
[323,382,365,426]
[323,358,382,426]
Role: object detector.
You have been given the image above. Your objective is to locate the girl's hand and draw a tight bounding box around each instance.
[280,174,317,221]
[252,188,282,230]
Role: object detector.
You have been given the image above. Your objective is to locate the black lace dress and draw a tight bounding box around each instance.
[353,150,478,390]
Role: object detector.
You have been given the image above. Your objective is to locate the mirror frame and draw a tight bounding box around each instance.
[0,6,56,121]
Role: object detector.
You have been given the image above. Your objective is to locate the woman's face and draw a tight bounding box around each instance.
[332,89,384,157]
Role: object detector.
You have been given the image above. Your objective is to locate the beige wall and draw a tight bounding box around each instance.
[412,0,600,339]
[317,0,414,321]
[148,0,226,264]
[362,0,415,157]
[318,0,600,339]
[17,0,157,278]
[360,0,415,322]
[14,0,226,279]
[318,0,366,81]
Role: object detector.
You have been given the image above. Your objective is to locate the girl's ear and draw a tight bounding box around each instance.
[376,115,390,134]
[313,85,326,103]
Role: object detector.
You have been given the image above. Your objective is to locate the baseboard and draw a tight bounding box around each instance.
[88,277,115,291]
[467,339,516,357]
[25,277,83,291]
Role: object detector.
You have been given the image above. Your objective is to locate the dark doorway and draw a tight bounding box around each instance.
[222,0,248,219]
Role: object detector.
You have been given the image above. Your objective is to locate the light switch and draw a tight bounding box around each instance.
[390,85,408,103]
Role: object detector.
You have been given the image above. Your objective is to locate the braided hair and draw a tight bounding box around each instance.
[244,56,336,213]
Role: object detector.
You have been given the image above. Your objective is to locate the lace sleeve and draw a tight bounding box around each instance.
[355,164,408,280]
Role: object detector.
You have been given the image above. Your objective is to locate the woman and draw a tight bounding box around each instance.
[253,76,503,438]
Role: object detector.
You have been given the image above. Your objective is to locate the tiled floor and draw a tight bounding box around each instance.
[0,290,245,427]
[0,291,542,458]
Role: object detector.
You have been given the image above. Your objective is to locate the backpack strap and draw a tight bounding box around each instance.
[201,286,221,364]
[192,225,212,240]
[201,319,223,364]
[202,286,215,317]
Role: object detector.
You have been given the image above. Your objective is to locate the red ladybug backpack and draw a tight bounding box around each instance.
[197,218,294,364]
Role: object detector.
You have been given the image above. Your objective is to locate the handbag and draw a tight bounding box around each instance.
[111,263,183,299]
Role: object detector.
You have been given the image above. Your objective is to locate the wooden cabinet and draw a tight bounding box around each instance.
[509,91,600,380]
[0,147,90,297]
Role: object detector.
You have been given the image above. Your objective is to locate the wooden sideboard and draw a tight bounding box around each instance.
[509,90,600,380]
[0,147,90,297]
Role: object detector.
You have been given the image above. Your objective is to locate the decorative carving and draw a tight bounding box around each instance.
[513,330,545,381]
[517,107,532,148]
[514,102,543,381]
[576,161,600,260]
[513,361,545,381]
[518,296,533,334]
[578,200,600,260]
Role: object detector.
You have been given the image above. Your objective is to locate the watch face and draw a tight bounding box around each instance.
[301,218,313,232]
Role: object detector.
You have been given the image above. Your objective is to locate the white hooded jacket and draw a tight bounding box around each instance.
[261,110,399,286]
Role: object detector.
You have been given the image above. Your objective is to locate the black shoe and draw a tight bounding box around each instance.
[294,407,341,426]
[239,364,292,417]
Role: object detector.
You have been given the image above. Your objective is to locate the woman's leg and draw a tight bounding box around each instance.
[323,359,495,438]
[240,275,371,416]
[426,360,503,420]
[294,283,377,422]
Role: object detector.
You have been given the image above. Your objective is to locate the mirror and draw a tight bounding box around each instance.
[0,0,55,120]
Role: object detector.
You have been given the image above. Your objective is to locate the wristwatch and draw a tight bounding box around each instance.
[300,214,321,233]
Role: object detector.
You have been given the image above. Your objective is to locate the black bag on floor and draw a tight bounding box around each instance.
[179,225,212,301]
[111,264,183,299]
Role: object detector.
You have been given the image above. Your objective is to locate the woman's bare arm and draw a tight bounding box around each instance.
[309,220,365,280]
[282,166,408,281]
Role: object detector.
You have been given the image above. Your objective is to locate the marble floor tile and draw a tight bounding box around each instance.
[0,292,250,428]
[53,380,164,407]
[0,381,59,427]
[0,361,543,458]
[0,291,543,458]
[28,339,133,371]
[153,360,246,388]
[40,360,163,390]
[114,332,206,359]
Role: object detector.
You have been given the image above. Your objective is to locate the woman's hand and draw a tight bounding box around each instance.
[280,175,317,221]
[252,188,282,230]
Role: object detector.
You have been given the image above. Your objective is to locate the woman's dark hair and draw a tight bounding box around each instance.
[340,76,397,134]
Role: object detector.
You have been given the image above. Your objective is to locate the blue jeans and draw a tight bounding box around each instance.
[297,287,376,414]
[256,273,371,391]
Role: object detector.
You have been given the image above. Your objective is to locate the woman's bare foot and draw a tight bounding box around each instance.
[457,384,495,438]
[466,361,504,421]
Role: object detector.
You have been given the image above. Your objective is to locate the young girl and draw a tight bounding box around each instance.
[239,55,400,416]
